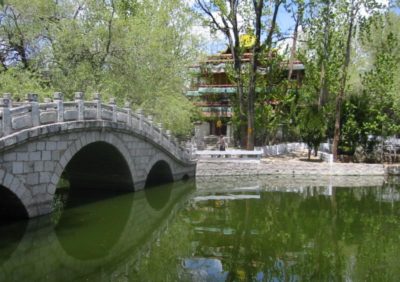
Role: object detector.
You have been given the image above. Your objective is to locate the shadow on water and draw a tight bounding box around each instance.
[0,220,27,268]
[54,190,134,261]
[0,180,195,282]
[144,182,173,211]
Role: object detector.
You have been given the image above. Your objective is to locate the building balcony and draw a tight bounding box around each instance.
[186,85,236,97]
[200,107,233,118]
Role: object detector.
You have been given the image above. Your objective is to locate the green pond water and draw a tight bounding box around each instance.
[1,176,400,281]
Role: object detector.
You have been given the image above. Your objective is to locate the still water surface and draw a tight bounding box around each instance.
[1,176,400,281]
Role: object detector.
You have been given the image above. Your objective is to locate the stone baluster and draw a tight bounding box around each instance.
[4,93,12,107]
[29,93,40,127]
[157,122,163,142]
[53,92,64,122]
[75,92,84,121]
[147,115,153,132]
[124,101,132,126]
[93,93,102,120]
[136,108,143,130]
[0,96,11,135]
[166,130,171,141]
[109,98,117,122]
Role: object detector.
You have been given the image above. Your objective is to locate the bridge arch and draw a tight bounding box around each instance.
[48,132,136,195]
[0,170,32,219]
[145,156,174,188]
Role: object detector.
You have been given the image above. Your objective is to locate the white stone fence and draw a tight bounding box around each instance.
[0,92,191,161]
[262,142,307,156]
[262,142,334,163]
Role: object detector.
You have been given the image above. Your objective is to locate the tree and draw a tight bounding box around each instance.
[196,0,285,149]
[362,30,400,150]
[331,0,383,161]
[0,0,198,136]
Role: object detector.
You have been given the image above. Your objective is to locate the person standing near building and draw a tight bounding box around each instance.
[218,135,226,151]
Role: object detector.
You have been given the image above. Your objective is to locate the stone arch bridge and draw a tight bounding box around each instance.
[0,92,196,218]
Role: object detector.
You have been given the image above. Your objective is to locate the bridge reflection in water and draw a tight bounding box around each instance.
[1,176,400,281]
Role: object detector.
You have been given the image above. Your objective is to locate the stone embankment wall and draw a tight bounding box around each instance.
[196,159,388,177]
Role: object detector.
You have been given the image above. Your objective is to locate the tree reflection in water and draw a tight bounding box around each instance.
[136,176,400,281]
[1,177,400,281]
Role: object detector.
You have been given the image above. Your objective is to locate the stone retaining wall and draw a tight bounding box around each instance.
[196,159,387,177]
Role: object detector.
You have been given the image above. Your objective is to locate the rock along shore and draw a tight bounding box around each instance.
[196,158,400,177]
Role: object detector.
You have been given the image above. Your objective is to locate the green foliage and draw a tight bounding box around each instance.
[0,0,198,135]
[362,31,400,139]
[297,105,326,158]
[0,68,52,100]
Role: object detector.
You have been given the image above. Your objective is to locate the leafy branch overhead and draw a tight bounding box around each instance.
[0,0,199,136]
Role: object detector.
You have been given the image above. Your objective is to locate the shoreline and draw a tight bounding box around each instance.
[196,158,400,177]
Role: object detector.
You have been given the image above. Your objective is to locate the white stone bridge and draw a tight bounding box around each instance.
[0,92,196,218]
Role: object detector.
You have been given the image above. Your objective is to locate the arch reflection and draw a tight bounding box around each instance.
[55,192,134,260]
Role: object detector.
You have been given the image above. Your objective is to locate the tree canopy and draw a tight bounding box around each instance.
[0,0,199,136]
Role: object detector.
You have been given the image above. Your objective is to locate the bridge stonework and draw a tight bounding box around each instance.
[0,93,196,218]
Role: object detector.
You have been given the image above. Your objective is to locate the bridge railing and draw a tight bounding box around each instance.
[0,92,193,162]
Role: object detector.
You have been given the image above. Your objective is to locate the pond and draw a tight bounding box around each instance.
[0,176,400,281]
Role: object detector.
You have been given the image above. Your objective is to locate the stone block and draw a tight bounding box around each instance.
[64,110,78,121]
[3,173,13,187]
[57,141,68,150]
[4,137,17,147]
[4,152,17,161]
[50,174,58,185]
[16,131,29,143]
[101,110,113,121]
[42,151,51,161]
[44,161,54,171]
[34,161,44,172]
[47,184,56,195]
[0,170,5,182]
[40,111,57,124]
[39,127,48,135]
[28,128,40,138]
[23,162,34,173]
[12,114,33,130]
[37,142,46,150]
[52,150,60,160]
[29,151,41,161]
[84,109,96,119]
[10,177,20,192]
[39,172,51,183]
[26,173,39,185]
[27,142,37,151]
[17,152,29,161]
[46,141,57,150]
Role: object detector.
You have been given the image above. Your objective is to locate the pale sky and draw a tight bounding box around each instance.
[187,0,391,55]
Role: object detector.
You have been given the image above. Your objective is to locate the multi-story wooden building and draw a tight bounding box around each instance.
[187,52,304,148]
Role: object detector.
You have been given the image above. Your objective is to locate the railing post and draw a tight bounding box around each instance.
[29,93,40,127]
[0,96,11,135]
[166,130,171,141]
[124,101,132,126]
[4,93,12,107]
[157,122,163,142]
[147,115,153,133]
[109,98,116,122]
[53,92,64,122]
[75,92,84,121]
[136,108,143,130]
[93,93,102,120]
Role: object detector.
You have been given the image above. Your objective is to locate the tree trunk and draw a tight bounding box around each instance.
[318,0,331,108]
[287,4,302,81]
[332,5,355,162]
[247,0,265,150]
